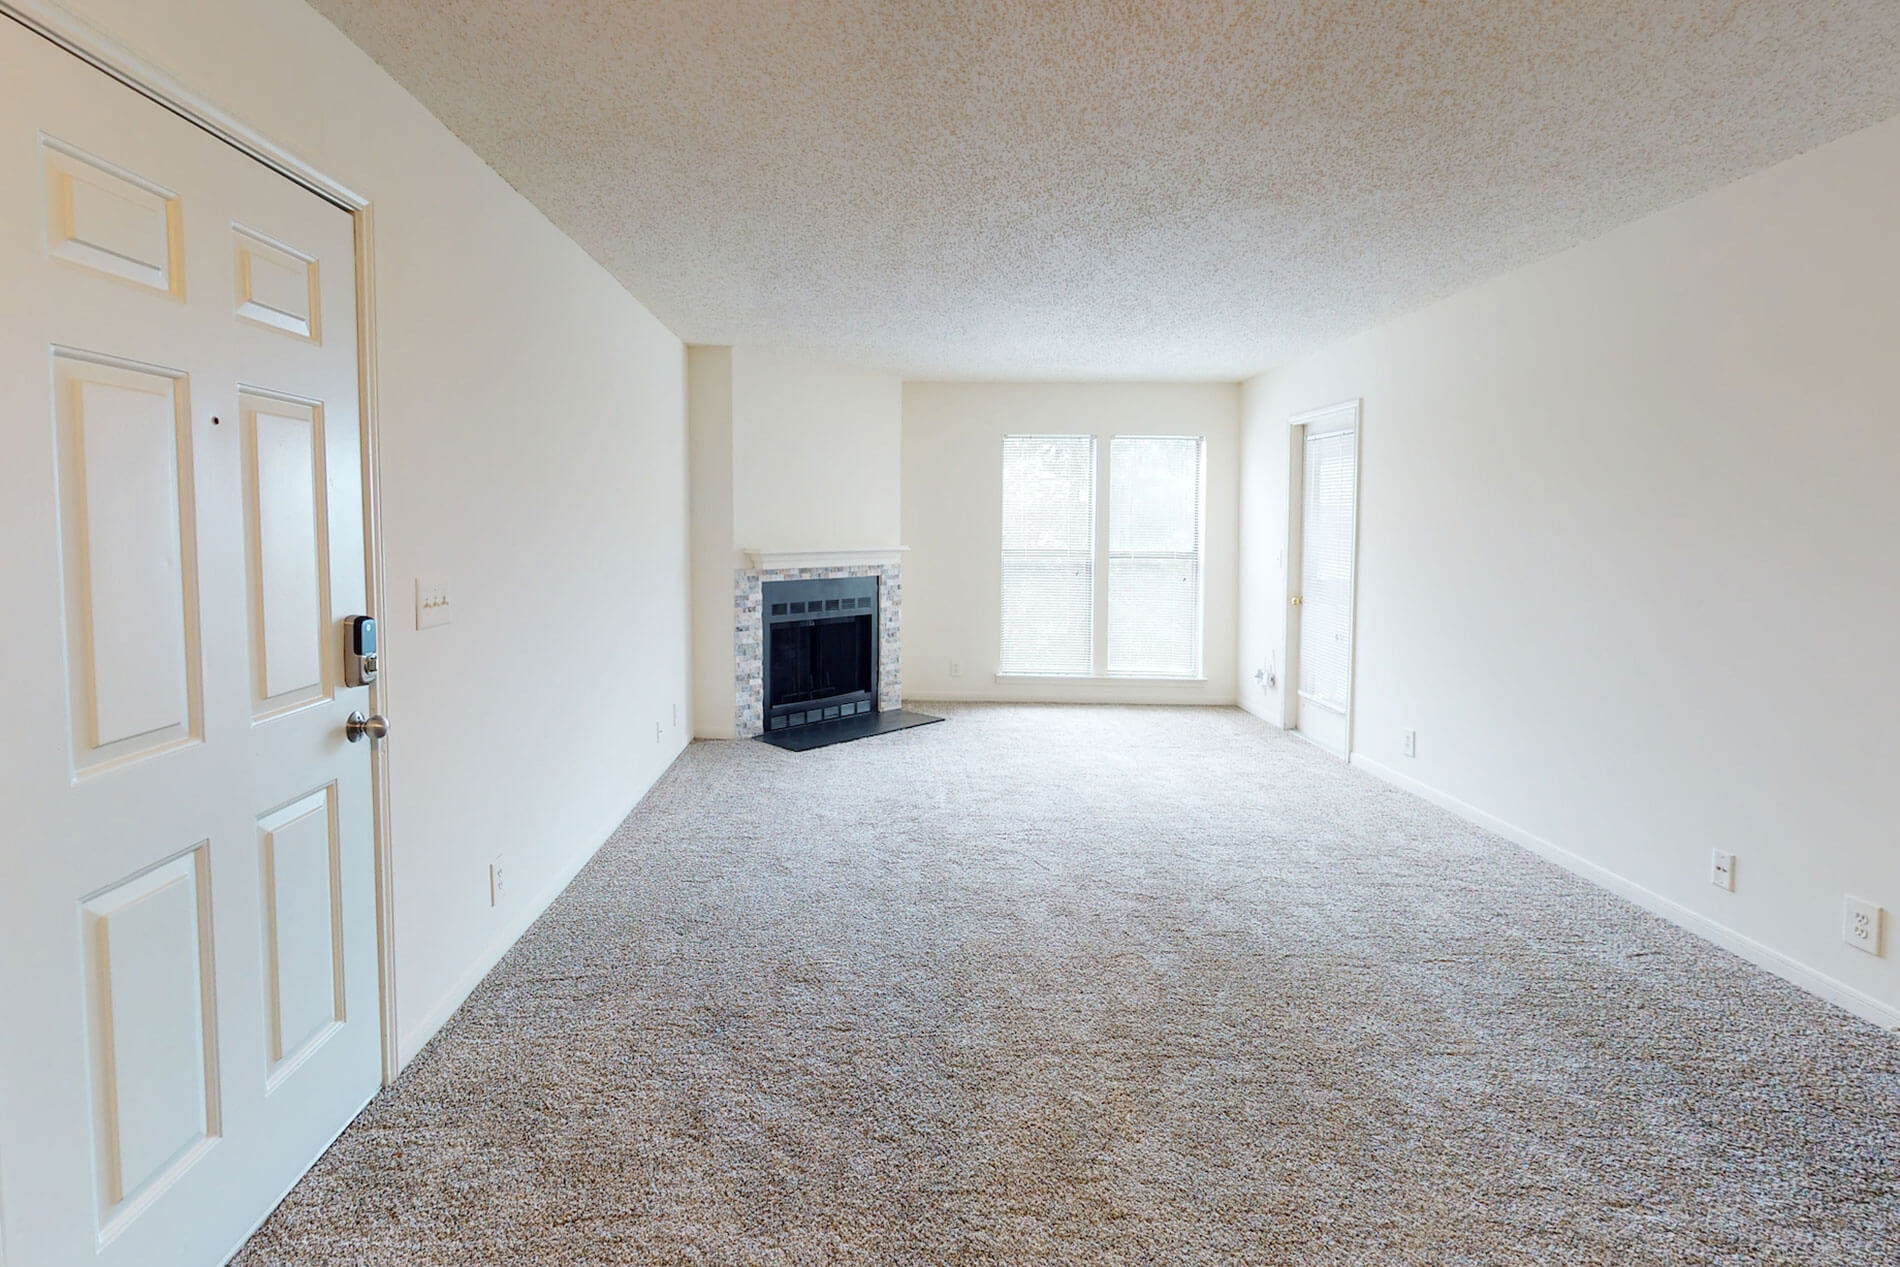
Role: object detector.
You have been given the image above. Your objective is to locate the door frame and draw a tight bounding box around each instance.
[1283,398,1363,758]
[1,0,402,1087]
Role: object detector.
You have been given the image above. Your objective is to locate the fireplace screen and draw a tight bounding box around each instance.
[761,576,879,729]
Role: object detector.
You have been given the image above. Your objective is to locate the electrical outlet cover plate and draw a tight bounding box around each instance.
[1845,896,1883,956]
[1401,729,1417,758]
[1710,850,1735,891]
[489,858,506,907]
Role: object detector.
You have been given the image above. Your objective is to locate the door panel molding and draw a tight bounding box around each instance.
[257,785,346,1092]
[41,135,183,295]
[232,224,319,340]
[51,348,206,774]
[238,388,332,720]
[79,843,220,1246]
[0,0,398,1087]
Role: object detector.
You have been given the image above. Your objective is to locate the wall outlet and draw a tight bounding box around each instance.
[672,703,679,728]
[1401,729,1417,758]
[1710,850,1735,891]
[655,721,663,743]
[489,857,507,907]
[948,659,961,678]
[1844,896,1884,956]
[416,576,452,629]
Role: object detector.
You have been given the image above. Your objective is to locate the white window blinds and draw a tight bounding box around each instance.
[1107,436,1204,677]
[1298,426,1357,712]
[1000,435,1096,675]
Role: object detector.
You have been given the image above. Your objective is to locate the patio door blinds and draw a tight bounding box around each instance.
[1299,426,1357,712]
[1000,435,1096,675]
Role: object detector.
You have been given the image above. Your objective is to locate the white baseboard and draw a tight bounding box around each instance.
[395,741,689,1067]
[906,687,1237,707]
[1350,752,1900,1032]
[1236,694,1284,728]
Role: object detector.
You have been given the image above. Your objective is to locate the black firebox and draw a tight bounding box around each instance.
[762,576,878,732]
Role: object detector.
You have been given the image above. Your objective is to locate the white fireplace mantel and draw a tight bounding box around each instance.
[743,547,909,570]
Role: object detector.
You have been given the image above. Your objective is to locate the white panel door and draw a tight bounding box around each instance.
[0,19,380,1267]
[1292,410,1360,758]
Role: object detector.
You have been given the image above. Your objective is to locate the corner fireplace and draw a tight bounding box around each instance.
[762,576,879,732]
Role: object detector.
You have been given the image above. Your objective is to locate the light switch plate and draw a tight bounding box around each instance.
[416,576,451,629]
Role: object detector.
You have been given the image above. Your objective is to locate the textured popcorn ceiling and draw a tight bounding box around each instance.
[307,1,1900,378]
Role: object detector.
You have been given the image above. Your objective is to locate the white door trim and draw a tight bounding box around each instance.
[1285,398,1363,758]
[0,0,400,1088]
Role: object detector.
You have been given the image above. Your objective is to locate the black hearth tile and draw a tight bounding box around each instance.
[753,709,944,752]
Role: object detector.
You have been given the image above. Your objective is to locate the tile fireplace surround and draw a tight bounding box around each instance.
[733,562,901,738]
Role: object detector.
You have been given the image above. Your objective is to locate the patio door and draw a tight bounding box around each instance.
[1288,401,1361,758]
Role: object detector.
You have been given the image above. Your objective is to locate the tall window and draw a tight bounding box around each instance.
[1000,433,1206,679]
[999,435,1095,675]
[1107,436,1205,677]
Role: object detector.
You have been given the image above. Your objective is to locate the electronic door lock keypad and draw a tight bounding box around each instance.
[345,615,378,687]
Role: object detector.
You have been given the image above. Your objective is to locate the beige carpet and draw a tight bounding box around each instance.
[235,704,1900,1265]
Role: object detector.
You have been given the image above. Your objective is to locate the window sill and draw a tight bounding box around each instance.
[993,673,1208,684]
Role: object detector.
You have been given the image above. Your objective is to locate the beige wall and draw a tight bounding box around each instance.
[689,346,903,736]
[687,347,738,737]
[903,382,1240,705]
[730,347,903,552]
[1239,114,1900,1025]
[56,0,694,1064]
